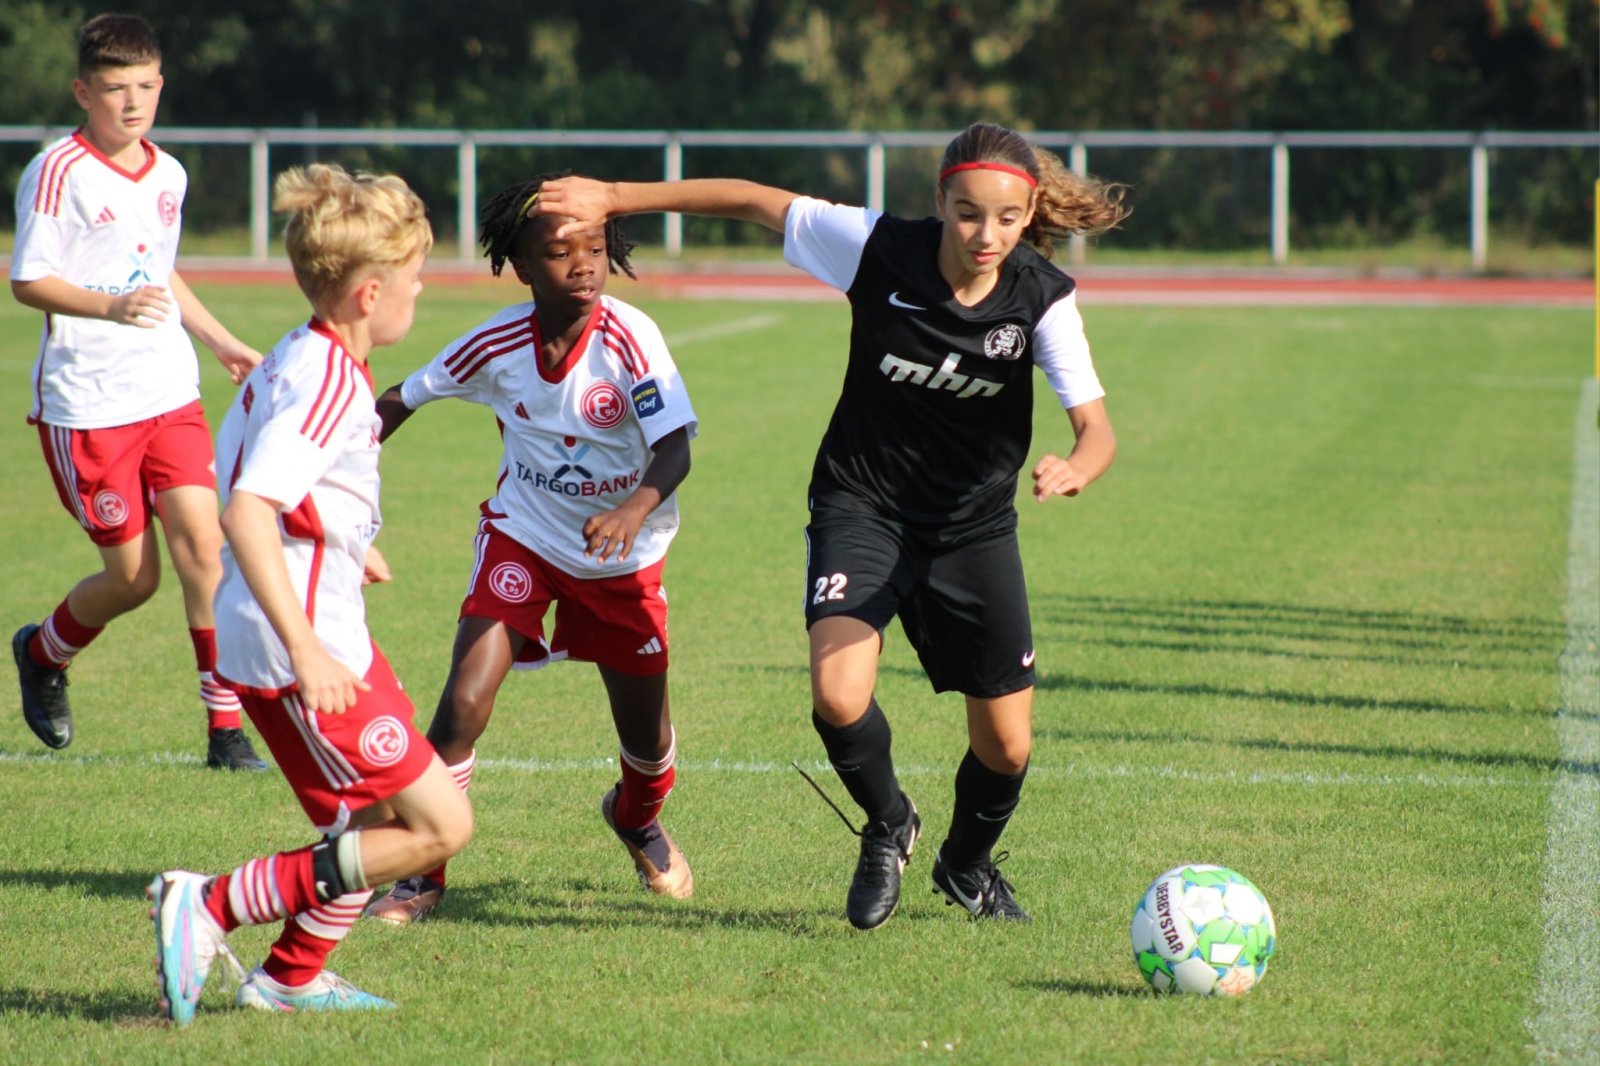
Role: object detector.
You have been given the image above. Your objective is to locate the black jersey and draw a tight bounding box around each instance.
[785,198,1099,544]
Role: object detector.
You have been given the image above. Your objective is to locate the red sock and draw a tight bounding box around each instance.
[262,890,372,988]
[204,846,319,933]
[190,628,243,732]
[29,599,102,670]
[423,751,476,887]
[614,730,677,831]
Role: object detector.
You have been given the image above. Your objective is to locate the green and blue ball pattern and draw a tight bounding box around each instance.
[1130,864,1276,996]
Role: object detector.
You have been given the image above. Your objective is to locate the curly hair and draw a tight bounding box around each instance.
[479,172,636,280]
[939,123,1129,259]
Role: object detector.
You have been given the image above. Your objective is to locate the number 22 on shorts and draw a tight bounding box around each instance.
[812,572,848,605]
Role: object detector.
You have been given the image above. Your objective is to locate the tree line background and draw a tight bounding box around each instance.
[0,0,1594,257]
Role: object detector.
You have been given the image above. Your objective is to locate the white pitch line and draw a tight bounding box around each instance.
[665,313,782,347]
[1531,378,1600,1061]
[0,749,1546,789]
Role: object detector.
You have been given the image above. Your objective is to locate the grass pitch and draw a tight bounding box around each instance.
[0,277,1586,1063]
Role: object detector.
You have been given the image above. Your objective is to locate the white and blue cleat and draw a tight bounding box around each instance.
[237,965,397,1012]
[147,870,242,1026]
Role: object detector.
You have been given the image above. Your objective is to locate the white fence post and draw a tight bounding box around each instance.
[1271,139,1289,265]
[1471,139,1489,272]
[458,136,477,263]
[250,133,269,260]
[664,137,683,257]
[867,139,885,212]
[1069,140,1088,266]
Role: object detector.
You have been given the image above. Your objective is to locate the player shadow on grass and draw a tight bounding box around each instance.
[1030,671,1557,720]
[0,985,157,1024]
[1032,593,1563,664]
[430,879,941,933]
[0,867,153,901]
[1033,724,1598,776]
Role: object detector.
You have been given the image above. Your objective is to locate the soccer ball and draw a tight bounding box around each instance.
[1129,864,1276,996]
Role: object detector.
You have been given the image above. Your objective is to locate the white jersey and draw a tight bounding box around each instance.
[213,320,383,696]
[12,132,200,429]
[401,295,697,578]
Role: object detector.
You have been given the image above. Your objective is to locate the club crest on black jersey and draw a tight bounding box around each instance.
[809,215,1075,543]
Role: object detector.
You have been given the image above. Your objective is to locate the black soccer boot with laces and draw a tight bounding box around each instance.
[13,624,73,749]
[931,849,1031,922]
[846,792,920,930]
[206,727,269,771]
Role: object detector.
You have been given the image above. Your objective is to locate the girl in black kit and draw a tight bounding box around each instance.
[540,124,1124,930]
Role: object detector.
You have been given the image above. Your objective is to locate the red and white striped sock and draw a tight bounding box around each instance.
[205,847,320,934]
[423,750,475,887]
[190,627,243,732]
[28,599,102,671]
[614,728,677,831]
[262,890,374,988]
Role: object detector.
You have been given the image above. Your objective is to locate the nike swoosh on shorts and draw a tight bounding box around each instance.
[1021,650,1036,667]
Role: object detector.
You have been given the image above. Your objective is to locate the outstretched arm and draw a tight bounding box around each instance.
[1032,399,1116,502]
[375,384,415,443]
[582,426,692,563]
[536,177,799,240]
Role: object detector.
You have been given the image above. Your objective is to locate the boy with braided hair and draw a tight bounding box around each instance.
[363,173,699,923]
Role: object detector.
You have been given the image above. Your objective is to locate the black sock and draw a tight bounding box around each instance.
[942,748,1027,870]
[812,699,908,827]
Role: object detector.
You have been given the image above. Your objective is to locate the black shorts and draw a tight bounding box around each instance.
[803,512,1036,698]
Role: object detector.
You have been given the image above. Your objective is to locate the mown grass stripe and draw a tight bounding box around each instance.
[0,748,1548,789]
[1531,378,1600,1061]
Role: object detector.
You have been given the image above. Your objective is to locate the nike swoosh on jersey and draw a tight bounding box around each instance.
[887,291,927,311]
[1021,649,1036,667]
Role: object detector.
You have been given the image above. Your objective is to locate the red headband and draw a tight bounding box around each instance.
[938,161,1038,188]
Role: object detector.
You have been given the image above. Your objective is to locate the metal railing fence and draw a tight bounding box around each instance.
[2,125,1596,267]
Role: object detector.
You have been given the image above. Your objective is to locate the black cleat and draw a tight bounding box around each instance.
[13,625,72,749]
[206,728,268,771]
[931,849,1031,922]
[846,793,920,931]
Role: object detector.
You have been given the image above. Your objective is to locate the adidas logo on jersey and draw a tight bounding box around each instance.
[637,637,663,655]
[878,353,1003,399]
[93,207,116,225]
[514,402,530,419]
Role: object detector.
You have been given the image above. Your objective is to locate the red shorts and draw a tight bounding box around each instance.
[234,646,436,835]
[37,400,215,547]
[462,521,670,677]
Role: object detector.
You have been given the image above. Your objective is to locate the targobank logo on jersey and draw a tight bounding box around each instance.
[83,244,158,296]
[631,378,663,418]
[127,244,154,286]
[878,353,1004,399]
[512,435,642,498]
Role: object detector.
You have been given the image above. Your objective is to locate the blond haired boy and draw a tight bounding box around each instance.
[147,163,472,1022]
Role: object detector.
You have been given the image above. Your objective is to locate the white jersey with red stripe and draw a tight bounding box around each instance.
[401,295,697,578]
[213,320,383,695]
[10,131,199,429]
